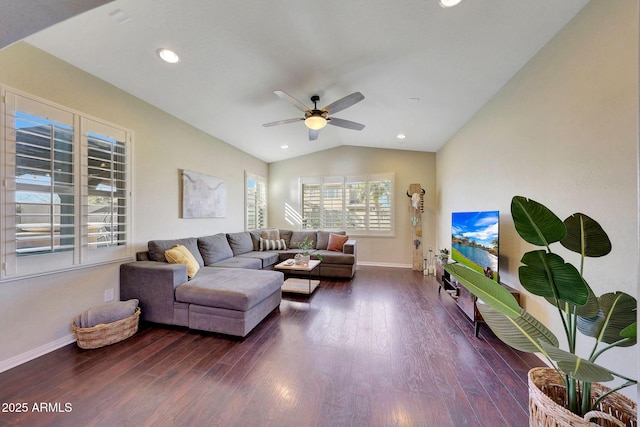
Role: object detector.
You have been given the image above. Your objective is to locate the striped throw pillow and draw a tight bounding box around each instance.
[260,237,287,251]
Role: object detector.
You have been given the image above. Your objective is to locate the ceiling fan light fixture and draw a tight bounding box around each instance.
[439,0,462,7]
[304,114,327,130]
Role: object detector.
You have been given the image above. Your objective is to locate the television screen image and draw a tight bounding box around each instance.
[451,211,499,280]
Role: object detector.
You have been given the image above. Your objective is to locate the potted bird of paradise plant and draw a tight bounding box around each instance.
[445,196,636,426]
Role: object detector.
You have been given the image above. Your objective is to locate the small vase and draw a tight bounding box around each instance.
[294,253,310,266]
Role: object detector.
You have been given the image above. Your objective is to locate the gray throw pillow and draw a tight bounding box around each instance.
[260,228,280,240]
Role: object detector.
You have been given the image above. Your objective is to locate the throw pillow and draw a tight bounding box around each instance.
[165,244,200,278]
[261,228,280,240]
[327,233,349,252]
[260,238,287,251]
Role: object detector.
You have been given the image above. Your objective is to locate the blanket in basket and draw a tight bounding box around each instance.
[74,299,139,328]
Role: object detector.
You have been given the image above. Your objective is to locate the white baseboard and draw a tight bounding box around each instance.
[358,261,413,269]
[0,334,76,374]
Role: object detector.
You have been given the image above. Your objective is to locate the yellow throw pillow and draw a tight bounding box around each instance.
[165,244,200,278]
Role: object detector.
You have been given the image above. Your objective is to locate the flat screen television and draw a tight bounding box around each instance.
[451,210,499,281]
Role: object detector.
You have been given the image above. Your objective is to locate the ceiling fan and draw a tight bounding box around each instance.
[263,90,365,141]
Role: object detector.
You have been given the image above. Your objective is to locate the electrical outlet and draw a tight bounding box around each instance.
[104,288,114,302]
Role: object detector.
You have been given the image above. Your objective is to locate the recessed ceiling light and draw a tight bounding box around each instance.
[281,145,289,149]
[157,48,180,64]
[397,134,406,140]
[439,0,462,7]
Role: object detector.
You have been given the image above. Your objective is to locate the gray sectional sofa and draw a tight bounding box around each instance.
[120,229,356,337]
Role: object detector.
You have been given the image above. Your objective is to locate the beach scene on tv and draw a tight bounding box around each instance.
[451,211,499,281]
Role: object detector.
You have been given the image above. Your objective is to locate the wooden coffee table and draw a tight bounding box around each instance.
[274,259,321,295]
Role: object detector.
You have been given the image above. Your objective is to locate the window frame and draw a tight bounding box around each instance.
[300,173,394,236]
[245,171,267,231]
[1,87,134,281]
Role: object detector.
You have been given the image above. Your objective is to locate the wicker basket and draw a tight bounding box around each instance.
[528,367,637,427]
[72,307,141,349]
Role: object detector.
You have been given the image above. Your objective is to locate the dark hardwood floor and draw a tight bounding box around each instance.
[0,266,542,427]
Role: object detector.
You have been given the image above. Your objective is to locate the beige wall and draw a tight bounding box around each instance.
[0,42,267,368]
[436,0,638,398]
[269,145,436,267]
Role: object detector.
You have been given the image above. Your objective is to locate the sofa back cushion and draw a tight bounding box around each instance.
[148,237,204,267]
[198,233,234,265]
[226,231,255,256]
[317,230,346,250]
[279,229,293,248]
[290,231,318,250]
[249,230,262,251]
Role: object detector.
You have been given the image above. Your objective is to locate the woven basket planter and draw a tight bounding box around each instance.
[72,307,141,349]
[528,367,637,427]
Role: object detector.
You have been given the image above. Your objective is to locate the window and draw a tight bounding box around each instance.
[301,173,394,236]
[85,119,129,251]
[14,110,75,256]
[245,172,266,230]
[2,89,133,279]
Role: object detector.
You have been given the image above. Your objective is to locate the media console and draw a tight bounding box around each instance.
[435,263,520,337]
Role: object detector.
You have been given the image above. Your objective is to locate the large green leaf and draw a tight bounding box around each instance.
[540,342,614,383]
[561,213,611,258]
[547,279,599,318]
[477,303,559,353]
[511,196,566,247]
[578,292,637,346]
[519,251,588,306]
[444,264,520,318]
[620,322,637,339]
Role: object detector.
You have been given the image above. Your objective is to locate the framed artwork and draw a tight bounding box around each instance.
[182,170,226,218]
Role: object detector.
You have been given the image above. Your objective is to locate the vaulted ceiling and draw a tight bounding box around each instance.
[23,0,589,163]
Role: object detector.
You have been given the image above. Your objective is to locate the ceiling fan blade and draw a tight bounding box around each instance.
[274,90,310,113]
[323,92,365,115]
[327,117,365,131]
[309,129,320,141]
[262,118,303,127]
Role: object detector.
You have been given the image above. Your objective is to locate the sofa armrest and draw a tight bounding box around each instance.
[343,239,357,256]
[120,261,188,324]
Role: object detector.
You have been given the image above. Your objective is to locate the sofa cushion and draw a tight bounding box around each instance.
[279,229,293,248]
[226,232,254,256]
[259,238,287,251]
[317,230,346,250]
[211,257,262,269]
[312,250,355,265]
[249,230,262,251]
[261,228,280,240]
[148,237,204,267]
[176,267,284,311]
[290,231,317,249]
[327,233,349,252]
[165,244,201,278]
[198,233,234,265]
[237,251,279,268]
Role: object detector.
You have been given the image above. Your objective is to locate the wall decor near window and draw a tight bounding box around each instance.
[182,170,226,218]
